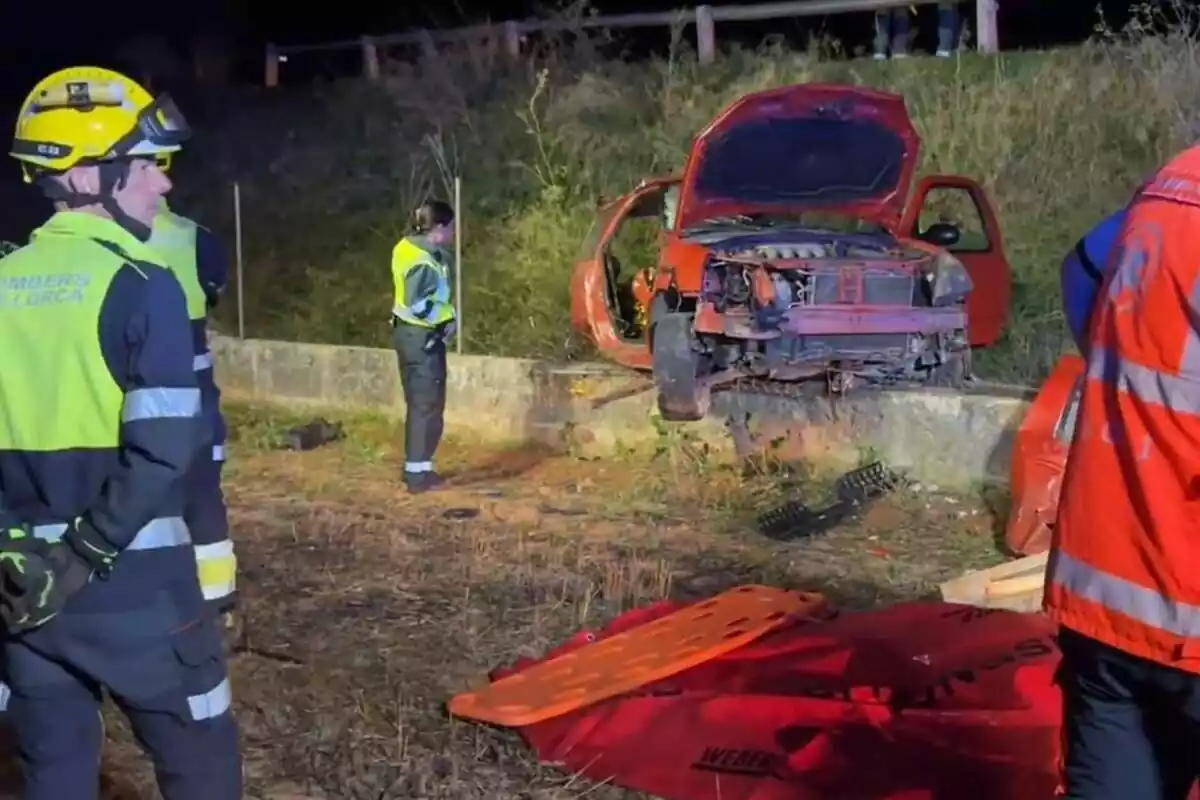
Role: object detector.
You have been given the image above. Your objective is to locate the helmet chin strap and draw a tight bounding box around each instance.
[37,160,152,241]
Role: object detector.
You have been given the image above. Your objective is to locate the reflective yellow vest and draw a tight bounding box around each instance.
[0,213,145,452]
[150,207,207,322]
[0,211,193,552]
[150,206,217,373]
[391,237,455,328]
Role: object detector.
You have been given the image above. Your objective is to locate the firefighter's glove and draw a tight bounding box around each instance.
[62,516,118,576]
[0,522,103,634]
[203,280,225,311]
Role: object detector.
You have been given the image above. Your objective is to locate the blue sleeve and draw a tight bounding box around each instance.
[1082,208,1128,270]
[91,263,205,549]
[1060,208,1129,353]
[1061,246,1100,354]
[195,225,229,309]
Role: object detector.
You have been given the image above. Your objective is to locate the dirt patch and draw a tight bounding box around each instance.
[3,404,1008,798]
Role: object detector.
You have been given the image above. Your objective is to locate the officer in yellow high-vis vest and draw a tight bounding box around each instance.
[0,66,241,798]
[150,200,237,617]
[392,200,457,492]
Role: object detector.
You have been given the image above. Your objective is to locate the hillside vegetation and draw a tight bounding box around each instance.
[177,9,1200,385]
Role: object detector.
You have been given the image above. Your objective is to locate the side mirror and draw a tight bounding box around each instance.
[920,222,961,248]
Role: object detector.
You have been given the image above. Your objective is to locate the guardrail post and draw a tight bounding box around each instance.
[695,5,715,65]
[264,43,280,88]
[975,0,998,54]
[418,29,438,58]
[361,35,380,80]
[504,20,522,58]
[484,24,499,58]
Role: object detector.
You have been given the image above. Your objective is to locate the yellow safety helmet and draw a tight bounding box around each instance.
[9,66,190,183]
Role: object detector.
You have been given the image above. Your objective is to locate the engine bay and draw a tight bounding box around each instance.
[692,235,974,387]
[702,239,969,315]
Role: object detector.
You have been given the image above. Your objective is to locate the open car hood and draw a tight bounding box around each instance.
[675,83,921,232]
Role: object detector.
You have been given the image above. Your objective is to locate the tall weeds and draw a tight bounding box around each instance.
[177,3,1200,384]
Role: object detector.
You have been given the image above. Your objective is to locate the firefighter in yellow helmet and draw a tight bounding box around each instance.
[0,67,242,798]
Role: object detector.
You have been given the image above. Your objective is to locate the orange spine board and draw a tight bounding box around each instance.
[448,585,825,727]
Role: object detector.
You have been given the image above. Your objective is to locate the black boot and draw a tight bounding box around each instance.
[404,471,444,493]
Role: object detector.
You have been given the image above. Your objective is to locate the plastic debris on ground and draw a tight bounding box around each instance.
[279,418,345,451]
[757,461,903,542]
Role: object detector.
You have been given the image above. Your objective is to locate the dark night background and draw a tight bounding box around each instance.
[0,0,1159,241]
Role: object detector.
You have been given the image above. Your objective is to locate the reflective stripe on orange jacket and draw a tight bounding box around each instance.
[1044,144,1200,673]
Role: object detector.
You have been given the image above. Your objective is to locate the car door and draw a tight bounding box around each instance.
[569,178,676,371]
[901,175,1012,348]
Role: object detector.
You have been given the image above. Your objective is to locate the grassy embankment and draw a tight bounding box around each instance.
[178,11,1200,386]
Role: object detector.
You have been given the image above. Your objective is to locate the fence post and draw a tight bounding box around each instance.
[976,0,998,54]
[192,35,205,82]
[264,43,279,88]
[484,24,499,58]
[362,35,380,80]
[454,175,463,355]
[418,29,438,58]
[233,182,245,339]
[504,20,522,58]
[695,6,716,65]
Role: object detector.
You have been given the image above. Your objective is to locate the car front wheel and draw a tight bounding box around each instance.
[651,309,711,422]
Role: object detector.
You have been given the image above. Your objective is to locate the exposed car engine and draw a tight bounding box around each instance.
[692,233,973,389]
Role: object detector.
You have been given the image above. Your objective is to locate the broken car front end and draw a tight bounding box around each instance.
[650,231,975,421]
[693,235,973,386]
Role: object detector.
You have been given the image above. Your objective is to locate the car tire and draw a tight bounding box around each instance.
[652,310,711,422]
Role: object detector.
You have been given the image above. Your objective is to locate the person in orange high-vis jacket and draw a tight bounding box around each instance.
[1045,144,1200,798]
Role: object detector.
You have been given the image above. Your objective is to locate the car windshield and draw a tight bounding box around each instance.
[689,116,907,209]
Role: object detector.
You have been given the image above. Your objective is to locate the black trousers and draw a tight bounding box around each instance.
[392,323,447,472]
[1058,626,1200,799]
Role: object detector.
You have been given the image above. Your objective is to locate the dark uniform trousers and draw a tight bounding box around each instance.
[3,552,243,799]
[392,322,447,469]
[1057,626,1200,799]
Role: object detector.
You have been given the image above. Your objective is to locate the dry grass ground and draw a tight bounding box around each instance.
[1,402,1009,798]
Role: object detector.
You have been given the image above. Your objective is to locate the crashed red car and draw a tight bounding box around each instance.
[570,83,1013,421]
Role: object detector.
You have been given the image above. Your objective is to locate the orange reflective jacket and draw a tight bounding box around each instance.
[1044,145,1200,673]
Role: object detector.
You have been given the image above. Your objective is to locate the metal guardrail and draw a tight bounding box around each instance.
[263,0,999,85]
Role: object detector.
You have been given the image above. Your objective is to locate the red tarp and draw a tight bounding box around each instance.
[495,600,1068,799]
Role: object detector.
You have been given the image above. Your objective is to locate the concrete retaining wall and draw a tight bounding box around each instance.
[211,335,1035,490]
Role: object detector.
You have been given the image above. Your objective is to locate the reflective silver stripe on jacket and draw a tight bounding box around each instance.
[189,676,233,720]
[1086,346,1200,416]
[32,516,191,550]
[1050,551,1200,638]
[122,387,201,423]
